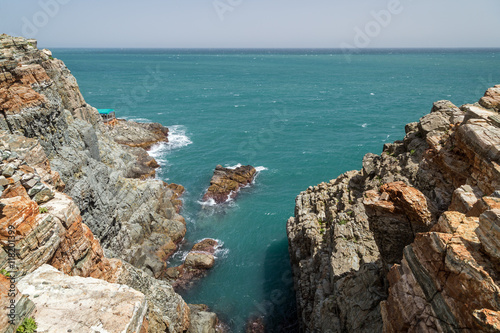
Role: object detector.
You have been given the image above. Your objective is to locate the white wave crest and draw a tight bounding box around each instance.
[166,125,193,150]
[121,116,152,123]
[186,238,229,260]
[148,142,169,165]
[225,163,242,169]
[198,198,217,207]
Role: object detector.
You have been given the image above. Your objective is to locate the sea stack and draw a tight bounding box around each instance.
[203,164,257,204]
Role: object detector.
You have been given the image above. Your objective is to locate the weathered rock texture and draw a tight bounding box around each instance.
[166,238,218,291]
[0,146,193,332]
[203,164,257,204]
[17,265,149,333]
[287,88,500,332]
[0,34,184,279]
[108,118,169,149]
[0,35,216,333]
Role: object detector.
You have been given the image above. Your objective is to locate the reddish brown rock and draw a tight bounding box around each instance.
[379,181,435,226]
[480,85,500,111]
[382,210,500,332]
[0,62,52,115]
[192,238,218,254]
[203,165,257,204]
[165,239,219,291]
[0,274,35,331]
[363,182,436,264]
[168,183,185,213]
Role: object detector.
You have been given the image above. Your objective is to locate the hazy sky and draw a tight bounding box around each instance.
[1,0,499,48]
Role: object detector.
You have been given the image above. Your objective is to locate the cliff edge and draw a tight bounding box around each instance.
[287,86,500,332]
[0,34,221,332]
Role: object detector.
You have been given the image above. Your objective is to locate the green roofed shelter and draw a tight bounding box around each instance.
[97,109,116,123]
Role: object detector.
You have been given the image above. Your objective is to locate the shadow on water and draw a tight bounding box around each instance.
[247,237,299,333]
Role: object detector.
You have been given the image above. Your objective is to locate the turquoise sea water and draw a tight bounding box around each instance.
[52,48,500,332]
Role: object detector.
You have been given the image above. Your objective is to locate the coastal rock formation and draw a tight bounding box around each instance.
[0,147,192,332]
[381,209,500,332]
[108,118,169,149]
[168,182,186,213]
[203,164,257,204]
[17,265,149,333]
[287,88,500,332]
[0,35,216,333]
[166,238,219,291]
[0,34,184,278]
[187,304,224,333]
[245,317,265,333]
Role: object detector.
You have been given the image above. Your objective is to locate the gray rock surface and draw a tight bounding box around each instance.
[286,95,500,332]
[0,35,218,333]
[0,35,185,278]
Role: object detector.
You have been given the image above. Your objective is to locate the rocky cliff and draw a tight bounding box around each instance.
[0,34,220,333]
[287,86,500,332]
[0,34,184,279]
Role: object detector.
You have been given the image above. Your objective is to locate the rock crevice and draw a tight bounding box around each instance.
[288,90,500,332]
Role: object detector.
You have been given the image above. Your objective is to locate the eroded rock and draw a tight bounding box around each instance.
[166,239,219,291]
[287,91,500,332]
[17,265,149,333]
[203,165,256,204]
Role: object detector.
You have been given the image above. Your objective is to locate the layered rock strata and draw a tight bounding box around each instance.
[287,86,500,332]
[203,164,257,204]
[0,34,183,278]
[0,35,217,333]
[0,147,192,332]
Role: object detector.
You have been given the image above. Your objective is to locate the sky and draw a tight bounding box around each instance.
[0,0,499,48]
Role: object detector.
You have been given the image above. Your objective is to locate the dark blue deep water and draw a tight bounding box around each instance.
[52,48,500,332]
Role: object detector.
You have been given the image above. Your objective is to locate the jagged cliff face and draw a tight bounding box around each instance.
[0,142,191,332]
[287,86,500,332]
[0,35,217,332]
[0,34,185,278]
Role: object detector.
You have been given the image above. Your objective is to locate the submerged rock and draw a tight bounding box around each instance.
[203,164,257,204]
[245,317,265,333]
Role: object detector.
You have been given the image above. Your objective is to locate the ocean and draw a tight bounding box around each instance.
[52,48,500,332]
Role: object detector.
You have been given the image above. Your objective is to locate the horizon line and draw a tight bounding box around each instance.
[46,46,500,50]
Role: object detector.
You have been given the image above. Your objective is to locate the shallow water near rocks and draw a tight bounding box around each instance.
[53,48,500,332]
